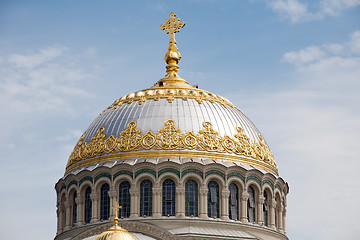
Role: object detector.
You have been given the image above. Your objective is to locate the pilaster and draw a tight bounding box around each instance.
[221,189,230,220]
[176,186,185,218]
[153,187,162,217]
[129,187,139,218]
[199,187,208,218]
[90,193,99,223]
[75,195,84,226]
[240,192,249,222]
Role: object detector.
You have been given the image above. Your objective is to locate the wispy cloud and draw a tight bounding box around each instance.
[267,0,360,23]
[0,46,92,115]
[230,30,360,239]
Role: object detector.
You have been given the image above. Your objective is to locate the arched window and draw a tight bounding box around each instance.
[119,181,131,218]
[100,183,110,220]
[247,186,255,223]
[185,179,198,217]
[207,181,219,218]
[263,191,269,226]
[140,180,152,217]
[72,191,77,225]
[229,183,239,220]
[162,179,176,216]
[85,187,92,223]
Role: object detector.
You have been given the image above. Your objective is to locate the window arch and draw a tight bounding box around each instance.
[72,191,77,225]
[229,183,239,220]
[85,187,92,223]
[100,183,110,220]
[247,186,256,223]
[207,181,219,218]
[263,191,269,226]
[162,179,176,216]
[185,179,198,217]
[140,180,152,217]
[119,181,131,218]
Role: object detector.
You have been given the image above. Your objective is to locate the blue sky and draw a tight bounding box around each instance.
[0,0,359,239]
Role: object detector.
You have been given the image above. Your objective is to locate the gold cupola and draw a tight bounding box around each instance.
[95,203,136,240]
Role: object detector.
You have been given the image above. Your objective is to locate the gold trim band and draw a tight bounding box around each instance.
[66,119,277,175]
[65,150,278,175]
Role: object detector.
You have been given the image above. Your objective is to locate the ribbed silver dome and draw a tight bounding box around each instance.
[83,98,262,144]
[65,88,278,175]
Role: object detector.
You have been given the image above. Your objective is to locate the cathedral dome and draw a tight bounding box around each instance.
[66,82,278,175]
[64,14,278,176]
[55,13,289,240]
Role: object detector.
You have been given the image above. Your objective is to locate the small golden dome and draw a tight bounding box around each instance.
[95,224,136,240]
[96,202,136,240]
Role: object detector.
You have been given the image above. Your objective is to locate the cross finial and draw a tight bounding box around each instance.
[157,12,188,85]
[112,201,122,220]
[160,12,185,44]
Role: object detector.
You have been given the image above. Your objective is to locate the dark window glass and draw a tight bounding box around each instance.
[185,179,198,216]
[162,179,175,216]
[119,181,131,218]
[140,180,152,217]
[229,183,239,220]
[100,183,110,220]
[85,187,92,223]
[263,191,269,226]
[72,192,77,225]
[207,181,219,218]
[247,186,255,223]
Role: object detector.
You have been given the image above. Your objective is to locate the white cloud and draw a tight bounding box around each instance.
[267,0,360,23]
[0,46,91,115]
[321,0,360,15]
[268,0,316,23]
[283,46,326,65]
[349,30,360,53]
[7,46,68,69]
[230,30,360,239]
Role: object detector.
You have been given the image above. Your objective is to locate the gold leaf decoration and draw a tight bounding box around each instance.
[66,119,277,171]
[100,88,235,115]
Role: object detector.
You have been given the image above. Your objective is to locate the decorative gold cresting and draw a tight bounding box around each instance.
[67,119,278,175]
[158,12,188,87]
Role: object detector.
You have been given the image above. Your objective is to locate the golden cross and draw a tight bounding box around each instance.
[112,201,122,219]
[160,12,185,44]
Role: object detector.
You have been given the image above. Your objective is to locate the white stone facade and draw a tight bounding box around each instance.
[55,158,288,240]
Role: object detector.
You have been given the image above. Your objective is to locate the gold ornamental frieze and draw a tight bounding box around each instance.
[67,119,277,174]
[100,88,235,115]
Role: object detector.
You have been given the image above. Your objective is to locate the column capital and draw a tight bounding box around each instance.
[241,192,249,201]
[108,190,117,198]
[221,189,230,198]
[129,188,139,196]
[90,193,99,201]
[199,187,208,196]
[269,199,277,208]
[153,187,162,196]
[257,195,265,205]
[176,186,185,195]
[75,195,84,205]
[64,200,71,208]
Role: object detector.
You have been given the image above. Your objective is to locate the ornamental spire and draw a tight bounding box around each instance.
[158,12,188,86]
